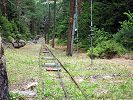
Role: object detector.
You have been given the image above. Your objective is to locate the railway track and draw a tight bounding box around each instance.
[39,43,88,99]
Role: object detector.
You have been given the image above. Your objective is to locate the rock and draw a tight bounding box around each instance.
[90,78,97,83]
[27,41,35,45]
[74,77,84,83]
[11,90,36,97]
[102,75,112,79]
[37,38,45,44]
[24,82,38,90]
[95,89,108,96]
[12,40,26,48]
[90,75,100,79]
[110,80,124,83]
[123,53,133,60]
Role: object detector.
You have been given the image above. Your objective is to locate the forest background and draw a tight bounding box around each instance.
[0,0,133,57]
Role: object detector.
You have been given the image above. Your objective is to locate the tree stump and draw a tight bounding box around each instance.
[0,36,9,100]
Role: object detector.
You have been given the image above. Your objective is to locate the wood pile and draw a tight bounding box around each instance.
[12,40,26,48]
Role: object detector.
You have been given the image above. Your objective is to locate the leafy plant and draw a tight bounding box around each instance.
[114,12,133,51]
[0,16,13,38]
[87,39,126,58]
[9,92,26,100]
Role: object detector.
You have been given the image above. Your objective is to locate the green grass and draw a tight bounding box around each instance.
[5,43,133,99]
[5,44,40,85]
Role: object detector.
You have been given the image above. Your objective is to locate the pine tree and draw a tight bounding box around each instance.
[0,35,9,100]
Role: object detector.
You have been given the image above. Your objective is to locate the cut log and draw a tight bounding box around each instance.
[46,67,61,71]
[44,63,59,67]
[41,57,55,60]
[42,51,49,53]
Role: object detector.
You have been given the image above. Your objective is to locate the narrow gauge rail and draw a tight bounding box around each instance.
[38,43,88,99]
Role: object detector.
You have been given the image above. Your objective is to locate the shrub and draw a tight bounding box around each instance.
[0,16,13,38]
[114,12,133,51]
[9,92,26,100]
[93,27,111,46]
[7,36,14,42]
[57,38,67,45]
[87,39,126,59]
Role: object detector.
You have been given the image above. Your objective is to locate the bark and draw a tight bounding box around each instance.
[47,3,51,44]
[30,18,35,34]
[52,0,56,48]
[0,0,7,17]
[0,37,9,100]
[78,0,84,14]
[66,0,75,56]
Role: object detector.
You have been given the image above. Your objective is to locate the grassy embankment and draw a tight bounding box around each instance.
[5,43,133,99]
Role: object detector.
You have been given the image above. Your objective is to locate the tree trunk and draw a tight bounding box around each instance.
[30,18,35,34]
[0,0,7,17]
[0,36,9,100]
[46,2,51,44]
[67,0,75,56]
[52,0,56,48]
[78,0,83,14]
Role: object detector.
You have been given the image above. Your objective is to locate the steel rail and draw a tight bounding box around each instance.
[38,43,45,100]
[44,44,88,99]
[39,42,69,99]
[56,70,69,99]
[42,44,69,99]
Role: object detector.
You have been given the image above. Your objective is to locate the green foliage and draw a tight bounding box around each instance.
[8,36,14,42]
[114,12,133,50]
[9,92,26,100]
[87,39,126,58]
[55,0,69,39]
[86,12,133,58]
[77,1,133,51]
[93,27,111,46]
[0,0,48,41]
[0,15,30,41]
[0,16,13,37]
[78,1,90,45]
[57,38,67,45]
[19,21,31,40]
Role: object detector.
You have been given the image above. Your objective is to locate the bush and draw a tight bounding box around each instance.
[114,12,133,51]
[57,38,67,45]
[0,16,13,38]
[93,27,111,46]
[87,39,126,59]
[9,92,26,100]
[0,15,31,41]
[7,36,14,42]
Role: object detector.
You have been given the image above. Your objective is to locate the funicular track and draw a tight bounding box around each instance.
[39,43,88,99]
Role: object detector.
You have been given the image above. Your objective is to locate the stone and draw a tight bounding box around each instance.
[11,90,36,97]
[44,63,59,67]
[24,82,38,90]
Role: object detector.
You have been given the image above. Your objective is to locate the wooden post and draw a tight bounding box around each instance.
[52,0,56,48]
[67,0,75,56]
[0,36,9,100]
[46,2,51,44]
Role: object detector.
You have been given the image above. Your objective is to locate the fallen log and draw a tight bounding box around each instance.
[12,40,26,48]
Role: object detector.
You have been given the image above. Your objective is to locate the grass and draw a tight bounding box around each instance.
[5,44,40,87]
[5,43,133,99]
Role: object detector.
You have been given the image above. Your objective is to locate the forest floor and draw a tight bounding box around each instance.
[5,42,133,100]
